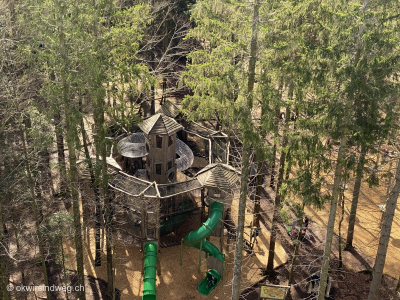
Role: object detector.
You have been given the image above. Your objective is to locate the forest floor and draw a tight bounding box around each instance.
[56,178,399,300]
[60,166,288,300]
[30,96,399,300]
[243,182,399,300]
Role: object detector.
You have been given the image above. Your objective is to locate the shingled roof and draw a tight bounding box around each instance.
[196,163,240,191]
[155,100,180,118]
[138,113,183,136]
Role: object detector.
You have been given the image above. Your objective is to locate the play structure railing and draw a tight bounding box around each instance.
[109,170,203,199]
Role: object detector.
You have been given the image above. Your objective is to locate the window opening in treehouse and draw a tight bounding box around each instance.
[156,163,162,175]
[168,160,172,170]
[213,192,221,198]
[156,135,163,148]
[168,171,175,182]
[147,228,155,239]
[168,135,173,147]
[146,142,150,152]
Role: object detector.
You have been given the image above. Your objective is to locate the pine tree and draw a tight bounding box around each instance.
[368,155,400,300]
[183,1,265,298]
[313,0,400,297]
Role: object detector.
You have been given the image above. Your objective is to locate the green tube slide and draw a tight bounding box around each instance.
[142,242,158,300]
[183,201,224,250]
[142,200,193,299]
[183,201,225,293]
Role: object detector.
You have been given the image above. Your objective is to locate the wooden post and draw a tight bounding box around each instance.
[220,212,224,253]
[141,200,146,252]
[201,188,205,222]
[209,138,212,164]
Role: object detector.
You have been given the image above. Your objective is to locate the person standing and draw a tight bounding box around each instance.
[303,216,309,228]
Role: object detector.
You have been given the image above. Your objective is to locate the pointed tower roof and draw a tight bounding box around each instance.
[196,163,240,191]
[138,113,183,136]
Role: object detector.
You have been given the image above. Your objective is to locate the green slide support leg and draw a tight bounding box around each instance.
[143,242,158,300]
[183,201,225,294]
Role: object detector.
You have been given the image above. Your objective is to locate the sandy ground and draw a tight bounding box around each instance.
[306,155,400,278]
[65,199,288,300]
[66,168,288,299]
[305,178,400,278]
[60,94,400,298]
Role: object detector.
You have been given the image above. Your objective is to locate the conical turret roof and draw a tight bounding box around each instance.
[196,163,240,191]
[138,113,183,136]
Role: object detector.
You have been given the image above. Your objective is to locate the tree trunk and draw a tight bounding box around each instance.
[367,157,400,300]
[20,126,51,300]
[105,195,115,299]
[50,68,67,197]
[345,144,367,249]
[253,102,267,228]
[12,220,27,300]
[80,120,102,266]
[54,109,68,196]
[252,161,263,228]
[231,1,259,299]
[285,149,291,181]
[93,79,114,297]
[232,146,251,300]
[101,144,114,298]
[317,134,348,300]
[215,109,222,131]
[270,105,282,189]
[270,138,277,188]
[150,46,156,116]
[151,85,156,115]
[266,106,290,272]
[338,186,345,269]
[64,103,86,300]
[288,212,304,286]
[59,236,69,300]
[59,8,86,297]
[318,0,368,295]
[0,203,10,300]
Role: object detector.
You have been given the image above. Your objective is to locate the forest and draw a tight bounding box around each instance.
[0,0,399,299]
